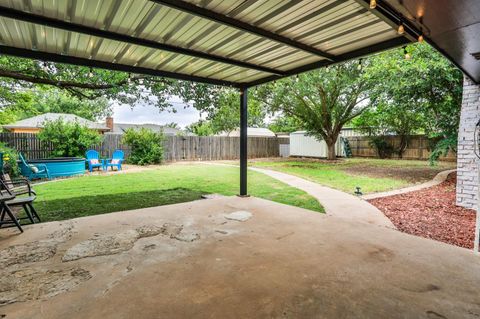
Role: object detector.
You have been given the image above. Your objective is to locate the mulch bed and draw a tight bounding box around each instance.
[369,173,476,249]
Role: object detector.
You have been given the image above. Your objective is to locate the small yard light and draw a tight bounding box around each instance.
[418,34,424,43]
[369,0,377,9]
[357,58,362,70]
[397,24,405,35]
[88,67,93,78]
[354,187,363,196]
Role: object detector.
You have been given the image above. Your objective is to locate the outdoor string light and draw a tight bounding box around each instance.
[369,0,428,45]
[403,46,411,60]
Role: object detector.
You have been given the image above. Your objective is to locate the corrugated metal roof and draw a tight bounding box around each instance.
[0,0,412,87]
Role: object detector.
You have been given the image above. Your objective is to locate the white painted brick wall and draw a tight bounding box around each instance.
[457,76,480,208]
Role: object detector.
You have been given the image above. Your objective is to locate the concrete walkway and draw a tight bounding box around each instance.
[196,162,394,228]
[363,169,457,200]
[249,167,395,228]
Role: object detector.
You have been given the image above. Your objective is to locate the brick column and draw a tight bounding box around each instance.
[457,76,480,208]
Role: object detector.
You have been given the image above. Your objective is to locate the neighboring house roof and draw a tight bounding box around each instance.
[2,113,110,131]
[217,127,276,137]
[106,123,183,136]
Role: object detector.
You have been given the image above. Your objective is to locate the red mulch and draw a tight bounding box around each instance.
[369,173,476,249]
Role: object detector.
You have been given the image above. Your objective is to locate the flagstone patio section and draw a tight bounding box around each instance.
[0,197,479,319]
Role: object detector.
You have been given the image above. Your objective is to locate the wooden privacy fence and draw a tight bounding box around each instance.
[346,135,456,161]
[0,133,289,161]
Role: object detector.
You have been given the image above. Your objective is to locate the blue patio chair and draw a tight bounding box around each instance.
[18,154,50,180]
[105,150,124,171]
[86,150,103,172]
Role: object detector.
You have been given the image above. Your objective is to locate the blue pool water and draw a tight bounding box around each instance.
[28,157,86,178]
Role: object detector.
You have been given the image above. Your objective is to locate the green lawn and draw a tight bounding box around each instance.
[34,164,323,222]
[250,158,456,194]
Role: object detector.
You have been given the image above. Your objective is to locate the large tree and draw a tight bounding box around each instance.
[353,43,463,162]
[256,62,371,160]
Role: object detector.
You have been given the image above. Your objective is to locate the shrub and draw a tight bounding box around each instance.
[122,128,165,165]
[429,135,457,166]
[38,119,102,158]
[0,143,19,176]
[369,136,394,159]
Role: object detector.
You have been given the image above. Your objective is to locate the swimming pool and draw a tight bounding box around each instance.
[28,157,86,178]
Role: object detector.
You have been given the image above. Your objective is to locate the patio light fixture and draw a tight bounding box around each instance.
[369,0,377,9]
[418,34,424,43]
[397,24,405,35]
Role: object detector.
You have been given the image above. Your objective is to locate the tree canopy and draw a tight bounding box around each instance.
[0,88,111,124]
[0,55,222,113]
[186,89,266,136]
[352,43,463,161]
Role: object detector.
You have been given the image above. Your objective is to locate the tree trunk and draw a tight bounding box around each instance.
[326,141,336,160]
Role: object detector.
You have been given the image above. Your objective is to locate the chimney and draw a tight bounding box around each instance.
[106,116,114,131]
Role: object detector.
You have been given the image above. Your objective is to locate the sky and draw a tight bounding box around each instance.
[111,96,201,129]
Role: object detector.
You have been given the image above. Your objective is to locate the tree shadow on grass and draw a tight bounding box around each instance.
[35,187,207,222]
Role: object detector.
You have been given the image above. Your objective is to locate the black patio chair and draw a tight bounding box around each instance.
[1,173,36,197]
[0,177,40,232]
[0,181,23,232]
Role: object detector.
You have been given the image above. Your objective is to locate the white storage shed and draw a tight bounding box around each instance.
[290,131,345,158]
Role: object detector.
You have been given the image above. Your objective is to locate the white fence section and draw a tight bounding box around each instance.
[279,144,290,157]
[289,131,345,158]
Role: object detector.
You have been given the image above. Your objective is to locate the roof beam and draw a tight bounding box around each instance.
[151,0,337,62]
[0,6,284,76]
[0,45,239,87]
[244,36,410,88]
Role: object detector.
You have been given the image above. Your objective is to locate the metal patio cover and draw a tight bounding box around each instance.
[0,0,458,87]
[1,0,478,87]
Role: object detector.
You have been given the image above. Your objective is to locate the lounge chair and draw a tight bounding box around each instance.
[18,153,50,180]
[86,150,103,172]
[104,150,124,171]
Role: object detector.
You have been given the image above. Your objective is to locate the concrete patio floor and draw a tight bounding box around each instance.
[1,197,479,319]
